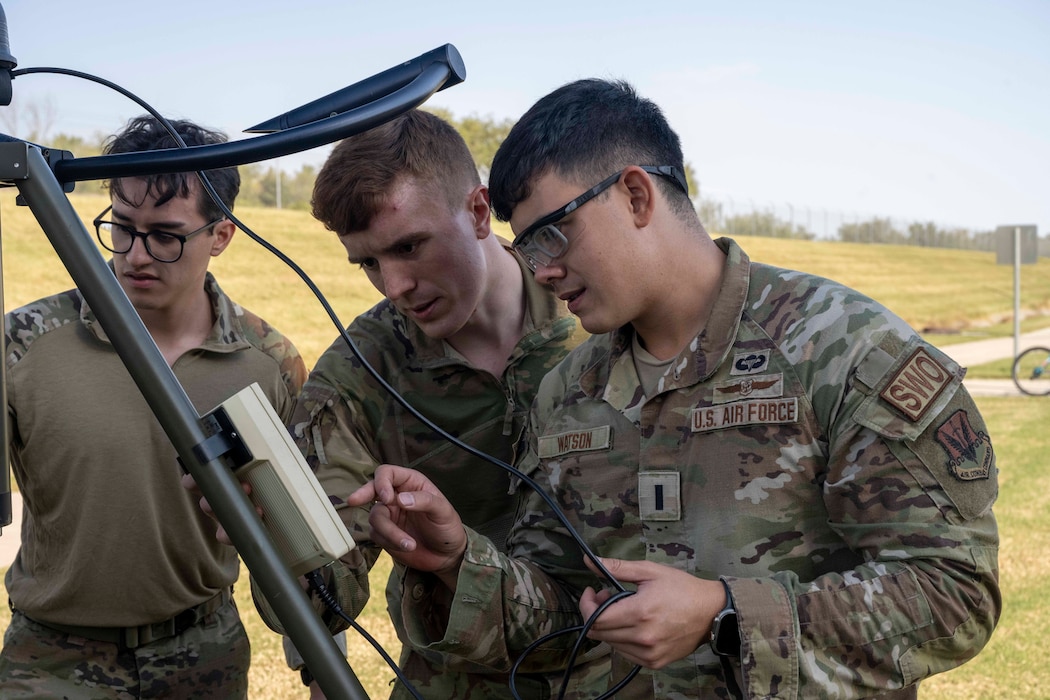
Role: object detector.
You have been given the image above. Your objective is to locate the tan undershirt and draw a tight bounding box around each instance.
[632,332,677,398]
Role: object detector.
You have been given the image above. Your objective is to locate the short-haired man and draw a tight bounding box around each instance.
[349,80,1001,699]
[260,109,600,698]
[1,116,307,697]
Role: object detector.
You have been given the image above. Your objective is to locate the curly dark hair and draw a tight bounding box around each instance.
[103,116,239,221]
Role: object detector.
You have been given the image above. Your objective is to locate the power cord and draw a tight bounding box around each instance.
[11,64,643,699]
[305,568,426,700]
[511,588,641,700]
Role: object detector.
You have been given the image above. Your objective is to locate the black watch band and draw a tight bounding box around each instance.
[710,580,740,658]
[300,666,315,687]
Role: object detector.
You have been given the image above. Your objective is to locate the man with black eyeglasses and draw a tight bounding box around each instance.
[0,116,306,697]
[346,79,1000,698]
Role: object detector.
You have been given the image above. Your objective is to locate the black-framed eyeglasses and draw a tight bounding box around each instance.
[511,165,689,272]
[93,205,223,263]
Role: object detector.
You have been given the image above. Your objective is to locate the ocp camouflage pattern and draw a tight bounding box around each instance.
[257,257,603,698]
[399,237,1000,699]
[6,271,307,394]
[0,604,249,698]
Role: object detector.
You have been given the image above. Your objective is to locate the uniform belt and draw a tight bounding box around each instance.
[17,587,232,649]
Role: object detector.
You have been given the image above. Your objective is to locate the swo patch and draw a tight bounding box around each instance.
[880,347,953,422]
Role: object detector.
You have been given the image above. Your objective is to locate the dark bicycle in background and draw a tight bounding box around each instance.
[1012,346,1050,396]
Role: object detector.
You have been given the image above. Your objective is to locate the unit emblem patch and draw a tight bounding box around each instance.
[936,409,993,481]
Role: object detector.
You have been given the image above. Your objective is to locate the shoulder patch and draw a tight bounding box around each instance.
[936,409,993,481]
[879,347,953,421]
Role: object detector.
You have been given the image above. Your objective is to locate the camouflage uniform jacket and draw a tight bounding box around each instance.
[398,237,1001,699]
[4,273,306,628]
[271,254,600,698]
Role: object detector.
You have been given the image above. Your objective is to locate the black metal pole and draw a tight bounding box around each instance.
[0,170,8,532]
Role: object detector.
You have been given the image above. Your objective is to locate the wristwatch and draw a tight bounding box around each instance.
[710,579,740,658]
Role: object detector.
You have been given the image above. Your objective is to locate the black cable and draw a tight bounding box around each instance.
[306,569,426,700]
[12,65,643,697]
[510,588,641,700]
[12,66,181,132]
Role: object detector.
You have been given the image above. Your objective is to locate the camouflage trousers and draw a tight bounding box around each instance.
[387,641,612,700]
[0,600,250,699]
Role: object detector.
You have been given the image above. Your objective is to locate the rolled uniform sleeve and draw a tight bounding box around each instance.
[400,524,590,674]
[397,428,600,675]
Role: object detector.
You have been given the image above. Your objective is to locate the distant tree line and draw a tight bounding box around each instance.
[5,98,1043,254]
[699,201,815,241]
[837,218,998,250]
[696,200,1049,254]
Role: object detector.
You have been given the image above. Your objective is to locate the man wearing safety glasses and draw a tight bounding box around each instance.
[348,79,1000,699]
[1,116,306,697]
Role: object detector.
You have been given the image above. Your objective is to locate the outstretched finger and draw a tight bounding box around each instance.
[345,480,379,508]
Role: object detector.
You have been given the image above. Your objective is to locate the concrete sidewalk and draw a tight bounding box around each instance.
[0,327,1045,570]
[940,326,1050,397]
[937,325,1050,369]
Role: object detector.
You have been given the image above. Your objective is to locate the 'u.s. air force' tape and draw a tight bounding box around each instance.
[692,397,798,432]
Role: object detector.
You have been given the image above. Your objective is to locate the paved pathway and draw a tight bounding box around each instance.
[943,326,1050,397]
[0,327,1047,569]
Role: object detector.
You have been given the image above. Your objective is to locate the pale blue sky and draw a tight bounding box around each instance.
[3,0,1048,236]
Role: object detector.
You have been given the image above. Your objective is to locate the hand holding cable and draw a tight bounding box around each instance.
[580,557,727,670]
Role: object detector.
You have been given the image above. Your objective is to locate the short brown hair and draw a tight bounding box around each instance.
[311,110,480,235]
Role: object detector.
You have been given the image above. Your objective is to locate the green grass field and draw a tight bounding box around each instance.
[1,191,1048,698]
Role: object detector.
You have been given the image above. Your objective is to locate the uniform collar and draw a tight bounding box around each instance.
[80,270,251,354]
[401,243,574,368]
[580,237,751,406]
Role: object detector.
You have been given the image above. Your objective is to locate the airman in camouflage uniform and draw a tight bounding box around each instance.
[255,110,604,698]
[1,117,307,698]
[349,80,1000,699]
[279,265,585,698]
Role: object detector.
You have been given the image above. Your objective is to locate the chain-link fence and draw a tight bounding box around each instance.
[696,196,1048,256]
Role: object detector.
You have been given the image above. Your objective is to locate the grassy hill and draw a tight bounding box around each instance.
[2,190,1048,698]
[4,191,1050,367]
